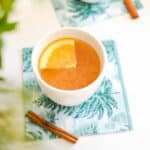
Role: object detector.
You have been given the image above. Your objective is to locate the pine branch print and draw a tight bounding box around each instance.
[34,77,118,119]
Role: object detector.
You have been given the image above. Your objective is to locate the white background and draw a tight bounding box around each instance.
[1,0,150,149]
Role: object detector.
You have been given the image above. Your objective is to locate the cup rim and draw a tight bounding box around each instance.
[32,28,107,94]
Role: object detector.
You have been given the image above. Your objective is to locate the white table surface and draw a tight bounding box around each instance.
[2,0,150,149]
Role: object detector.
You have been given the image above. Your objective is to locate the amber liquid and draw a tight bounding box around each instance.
[39,38,101,90]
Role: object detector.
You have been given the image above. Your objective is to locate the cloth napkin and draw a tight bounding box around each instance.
[51,0,143,27]
[23,40,132,140]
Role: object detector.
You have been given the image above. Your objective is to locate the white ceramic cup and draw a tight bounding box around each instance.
[81,0,100,3]
[32,28,107,106]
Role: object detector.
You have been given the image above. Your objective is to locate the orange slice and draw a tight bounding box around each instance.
[39,39,76,69]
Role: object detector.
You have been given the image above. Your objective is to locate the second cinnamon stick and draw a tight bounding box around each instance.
[124,0,139,19]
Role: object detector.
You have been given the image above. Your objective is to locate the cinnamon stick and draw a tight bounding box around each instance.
[26,111,78,144]
[124,0,139,19]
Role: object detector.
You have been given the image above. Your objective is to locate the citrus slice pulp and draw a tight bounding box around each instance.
[39,39,77,69]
